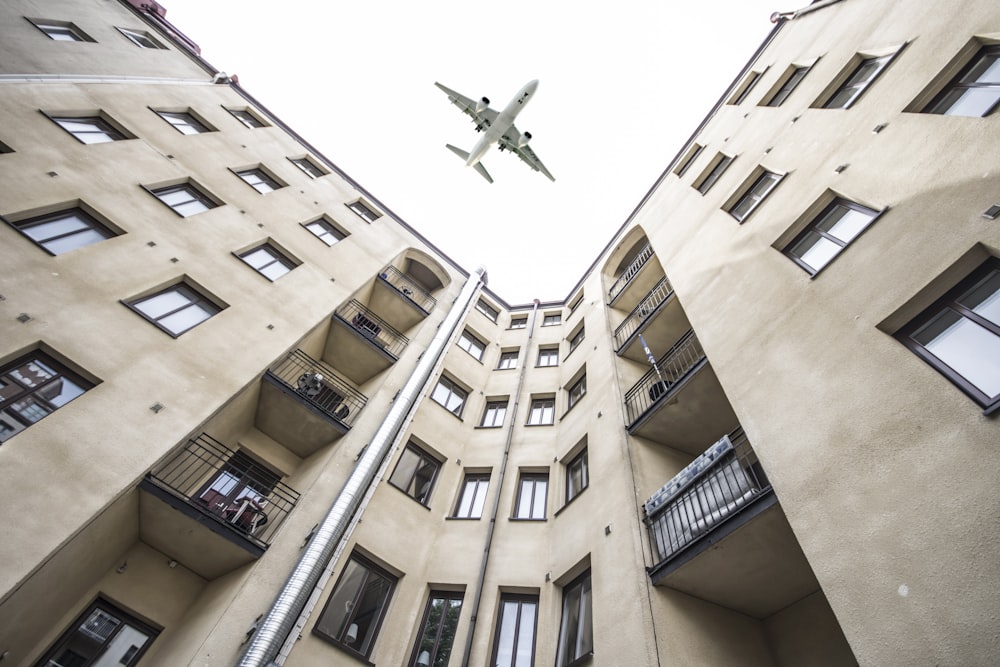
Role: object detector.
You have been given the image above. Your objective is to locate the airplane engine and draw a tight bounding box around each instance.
[517,131,532,148]
[475,97,490,113]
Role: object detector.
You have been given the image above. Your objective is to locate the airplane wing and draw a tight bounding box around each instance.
[500,125,555,182]
[435,82,498,130]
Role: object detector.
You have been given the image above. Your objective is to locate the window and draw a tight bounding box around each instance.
[542,313,561,326]
[50,115,128,144]
[10,207,117,255]
[477,299,500,322]
[568,291,584,315]
[149,182,218,216]
[314,553,397,660]
[408,592,463,667]
[727,170,783,222]
[729,70,763,105]
[497,350,518,370]
[389,444,440,505]
[155,110,212,135]
[694,154,734,194]
[454,473,489,518]
[291,157,325,178]
[491,594,538,667]
[568,326,585,354]
[238,243,295,281]
[556,571,593,667]
[235,167,283,194]
[34,598,159,667]
[566,449,589,502]
[822,54,894,109]
[458,330,486,361]
[431,376,467,417]
[784,198,880,275]
[527,398,554,425]
[674,143,704,177]
[510,316,527,329]
[567,374,587,409]
[924,46,1000,117]
[227,108,265,128]
[28,19,94,42]
[514,474,548,520]
[303,216,347,246]
[347,200,380,222]
[537,348,559,367]
[126,282,222,336]
[764,65,811,106]
[117,27,164,48]
[896,258,1000,411]
[481,400,508,428]
[0,351,92,443]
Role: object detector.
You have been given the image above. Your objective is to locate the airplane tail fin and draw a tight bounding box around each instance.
[445,144,494,184]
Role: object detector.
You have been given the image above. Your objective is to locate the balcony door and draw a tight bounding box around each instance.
[196,451,278,532]
[34,598,159,667]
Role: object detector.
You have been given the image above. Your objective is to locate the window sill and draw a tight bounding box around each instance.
[475,425,503,430]
[554,488,588,517]
[445,516,483,521]
[431,402,465,421]
[509,517,547,522]
[311,632,377,666]
[387,483,432,509]
[524,422,554,427]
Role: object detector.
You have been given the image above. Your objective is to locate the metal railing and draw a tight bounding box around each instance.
[623,330,706,426]
[613,276,675,350]
[608,242,654,303]
[645,427,770,564]
[379,265,436,313]
[266,349,367,427]
[146,434,300,547]
[335,299,409,359]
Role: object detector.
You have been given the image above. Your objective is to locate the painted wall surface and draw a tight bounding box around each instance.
[2,1,998,666]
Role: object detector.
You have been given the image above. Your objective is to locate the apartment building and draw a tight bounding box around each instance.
[0,1,997,666]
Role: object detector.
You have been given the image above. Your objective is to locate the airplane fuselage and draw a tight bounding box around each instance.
[466,79,538,167]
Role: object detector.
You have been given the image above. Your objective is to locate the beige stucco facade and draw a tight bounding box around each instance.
[1,1,998,666]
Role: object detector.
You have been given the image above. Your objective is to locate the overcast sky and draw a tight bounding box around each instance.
[161,0,783,305]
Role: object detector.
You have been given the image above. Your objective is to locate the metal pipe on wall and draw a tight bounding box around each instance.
[237,266,487,667]
[459,299,541,667]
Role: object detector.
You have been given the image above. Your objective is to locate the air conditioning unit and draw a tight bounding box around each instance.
[296,372,324,398]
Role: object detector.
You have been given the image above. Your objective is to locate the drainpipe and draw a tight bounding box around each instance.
[237,267,487,667]
[459,299,541,667]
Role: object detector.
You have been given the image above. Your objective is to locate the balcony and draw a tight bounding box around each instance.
[643,429,821,618]
[256,349,367,457]
[323,300,408,383]
[608,242,661,310]
[138,434,300,579]
[623,331,738,452]
[613,277,691,360]
[370,266,437,332]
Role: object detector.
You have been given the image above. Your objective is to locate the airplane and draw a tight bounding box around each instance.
[435,79,554,183]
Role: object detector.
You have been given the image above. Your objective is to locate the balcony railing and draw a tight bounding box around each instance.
[613,276,675,350]
[335,299,409,358]
[623,330,705,426]
[266,349,367,427]
[645,427,771,565]
[379,265,436,313]
[145,434,300,548]
[608,242,653,303]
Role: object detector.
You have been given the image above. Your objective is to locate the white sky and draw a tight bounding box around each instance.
[161,1,783,305]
